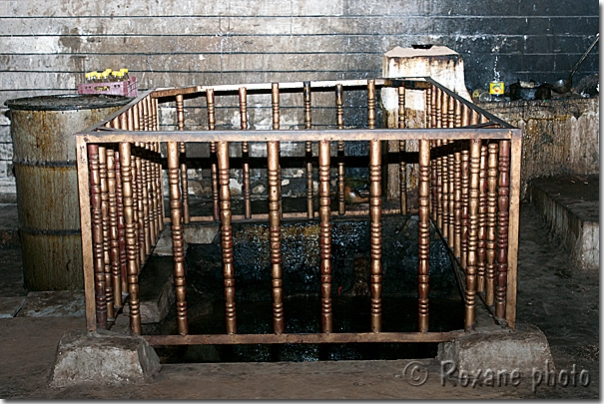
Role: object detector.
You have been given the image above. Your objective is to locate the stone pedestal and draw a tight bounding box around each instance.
[49,329,161,388]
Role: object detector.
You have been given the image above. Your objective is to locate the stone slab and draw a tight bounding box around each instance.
[0,295,25,318]
[123,256,175,324]
[49,328,161,388]
[529,175,599,271]
[17,290,85,317]
[437,323,555,378]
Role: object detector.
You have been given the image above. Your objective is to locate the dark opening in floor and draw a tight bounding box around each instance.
[145,215,464,363]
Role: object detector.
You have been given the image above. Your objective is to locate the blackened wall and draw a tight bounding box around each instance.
[0,0,599,197]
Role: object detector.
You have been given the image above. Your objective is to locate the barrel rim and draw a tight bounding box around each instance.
[4,94,132,111]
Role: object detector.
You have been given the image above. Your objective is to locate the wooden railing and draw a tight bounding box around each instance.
[75,78,522,347]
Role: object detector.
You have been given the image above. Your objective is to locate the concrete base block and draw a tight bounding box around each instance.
[437,323,555,377]
[49,329,161,388]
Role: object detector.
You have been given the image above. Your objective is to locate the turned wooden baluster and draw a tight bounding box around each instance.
[486,142,499,306]
[114,148,128,296]
[239,87,252,219]
[398,84,407,215]
[147,144,158,244]
[369,139,383,332]
[88,144,107,329]
[168,141,189,335]
[119,142,141,334]
[435,140,443,230]
[218,141,237,334]
[153,141,164,236]
[336,84,346,215]
[435,87,442,128]
[447,141,455,248]
[460,147,470,269]
[418,139,431,332]
[106,148,122,309]
[319,140,333,333]
[141,146,152,258]
[175,94,190,224]
[98,146,115,320]
[454,99,462,128]
[461,103,471,127]
[271,83,283,219]
[496,140,511,320]
[426,86,433,129]
[206,89,220,222]
[268,141,284,334]
[304,81,314,219]
[441,140,450,239]
[447,93,455,128]
[368,80,376,129]
[453,145,462,259]
[477,144,488,293]
[135,155,145,263]
[465,138,481,331]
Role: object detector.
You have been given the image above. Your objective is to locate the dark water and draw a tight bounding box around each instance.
[150,215,465,364]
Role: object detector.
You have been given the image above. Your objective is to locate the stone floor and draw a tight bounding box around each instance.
[0,175,599,399]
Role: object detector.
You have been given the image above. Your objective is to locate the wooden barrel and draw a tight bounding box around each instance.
[5,95,131,291]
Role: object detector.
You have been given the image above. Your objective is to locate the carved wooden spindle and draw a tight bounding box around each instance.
[447,141,455,248]
[141,148,152,258]
[460,148,470,269]
[142,95,150,131]
[477,144,488,293]
[435,87,442,128]
[461,104,471,127]
[454,98,462,128]
[148,143,159,246]
[271,83,283,219]
[425,86,433,129]
[154,142,164,234]
[135,156,146,263]
[267,141,284,334]
[168,141,189,335]
[175,95,189,225]
[465,138,481,331]
[441,141,450,239]
[418,139,431,332]
[368,79,376,129]
[304,81,314,219]
[88,144,107,329]
[114,149,128,296]
[336,84,345,215]
[398,85,407,215]
[447,93,455,128]
[239,87,252,219]
[369,139,383,332]
[106,148,122,309]
[486,142,499,306]
[98,146,114,320]
[119,142,141,334]
[206,89,220,222]
[430,142,438,218]
[470,108,480,126]
[435,140,443,230]
[319,140,333,333]
[496,140,511,319]
[454,146,462,259]
[218,141,237,334]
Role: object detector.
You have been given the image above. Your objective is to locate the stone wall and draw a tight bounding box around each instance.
[0,0,598,200]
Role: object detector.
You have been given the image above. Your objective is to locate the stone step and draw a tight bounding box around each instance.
[528,175,599,272]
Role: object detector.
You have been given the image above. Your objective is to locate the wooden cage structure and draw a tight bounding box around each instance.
[75,77,522,347]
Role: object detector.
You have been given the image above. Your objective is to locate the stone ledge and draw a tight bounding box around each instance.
[437,323,555,378]
[49,328,161,388]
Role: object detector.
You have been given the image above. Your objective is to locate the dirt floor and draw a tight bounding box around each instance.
[0,201,599,399]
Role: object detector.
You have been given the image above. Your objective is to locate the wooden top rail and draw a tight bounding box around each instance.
[77,128,519,145]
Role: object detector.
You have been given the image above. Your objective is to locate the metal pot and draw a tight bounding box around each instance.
[552,33,599,94]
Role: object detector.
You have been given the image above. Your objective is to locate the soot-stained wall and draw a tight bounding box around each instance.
[0,0,599,198]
